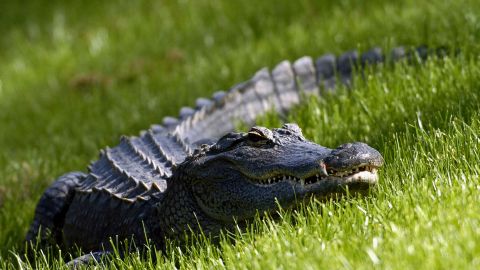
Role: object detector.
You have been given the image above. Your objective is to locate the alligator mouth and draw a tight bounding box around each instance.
[253,165,379,186]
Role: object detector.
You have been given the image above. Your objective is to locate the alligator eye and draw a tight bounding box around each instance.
[247,131,268,142]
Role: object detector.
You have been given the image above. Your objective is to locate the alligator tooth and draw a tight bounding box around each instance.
[319,161,329,176]
[300,179,305,185]
[268,178,271,184]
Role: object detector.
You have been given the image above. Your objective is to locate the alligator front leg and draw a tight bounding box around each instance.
[26,171,86,249]
[66,251,109,268]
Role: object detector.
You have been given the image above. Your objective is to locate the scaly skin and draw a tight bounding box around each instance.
[27,124,383,254]
[155,124,383,243]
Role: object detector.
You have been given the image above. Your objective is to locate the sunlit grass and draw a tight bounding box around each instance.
[1,0,480,268]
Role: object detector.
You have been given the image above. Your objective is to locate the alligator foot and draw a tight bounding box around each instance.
[66,251,110,268]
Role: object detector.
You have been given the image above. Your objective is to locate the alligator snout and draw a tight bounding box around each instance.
[324,142,384,171]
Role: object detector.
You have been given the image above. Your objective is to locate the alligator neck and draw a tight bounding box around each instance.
[151,173,225,245]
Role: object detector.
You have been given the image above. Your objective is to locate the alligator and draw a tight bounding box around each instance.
[25,45,443,263]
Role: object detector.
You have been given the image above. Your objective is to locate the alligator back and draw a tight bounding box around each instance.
[60,128,192,249]
[77,128,191,200]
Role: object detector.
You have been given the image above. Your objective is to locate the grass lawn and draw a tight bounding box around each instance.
[1,0,480,268]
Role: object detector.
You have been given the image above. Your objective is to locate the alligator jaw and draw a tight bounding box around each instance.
[249,165,379,188]
[341,169,378,185]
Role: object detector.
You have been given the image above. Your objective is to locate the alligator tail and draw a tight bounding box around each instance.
[155,45,452,148]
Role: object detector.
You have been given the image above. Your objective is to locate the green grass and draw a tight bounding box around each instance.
[1,0,480,268]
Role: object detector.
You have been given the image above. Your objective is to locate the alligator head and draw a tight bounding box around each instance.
[176,123,384,223]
